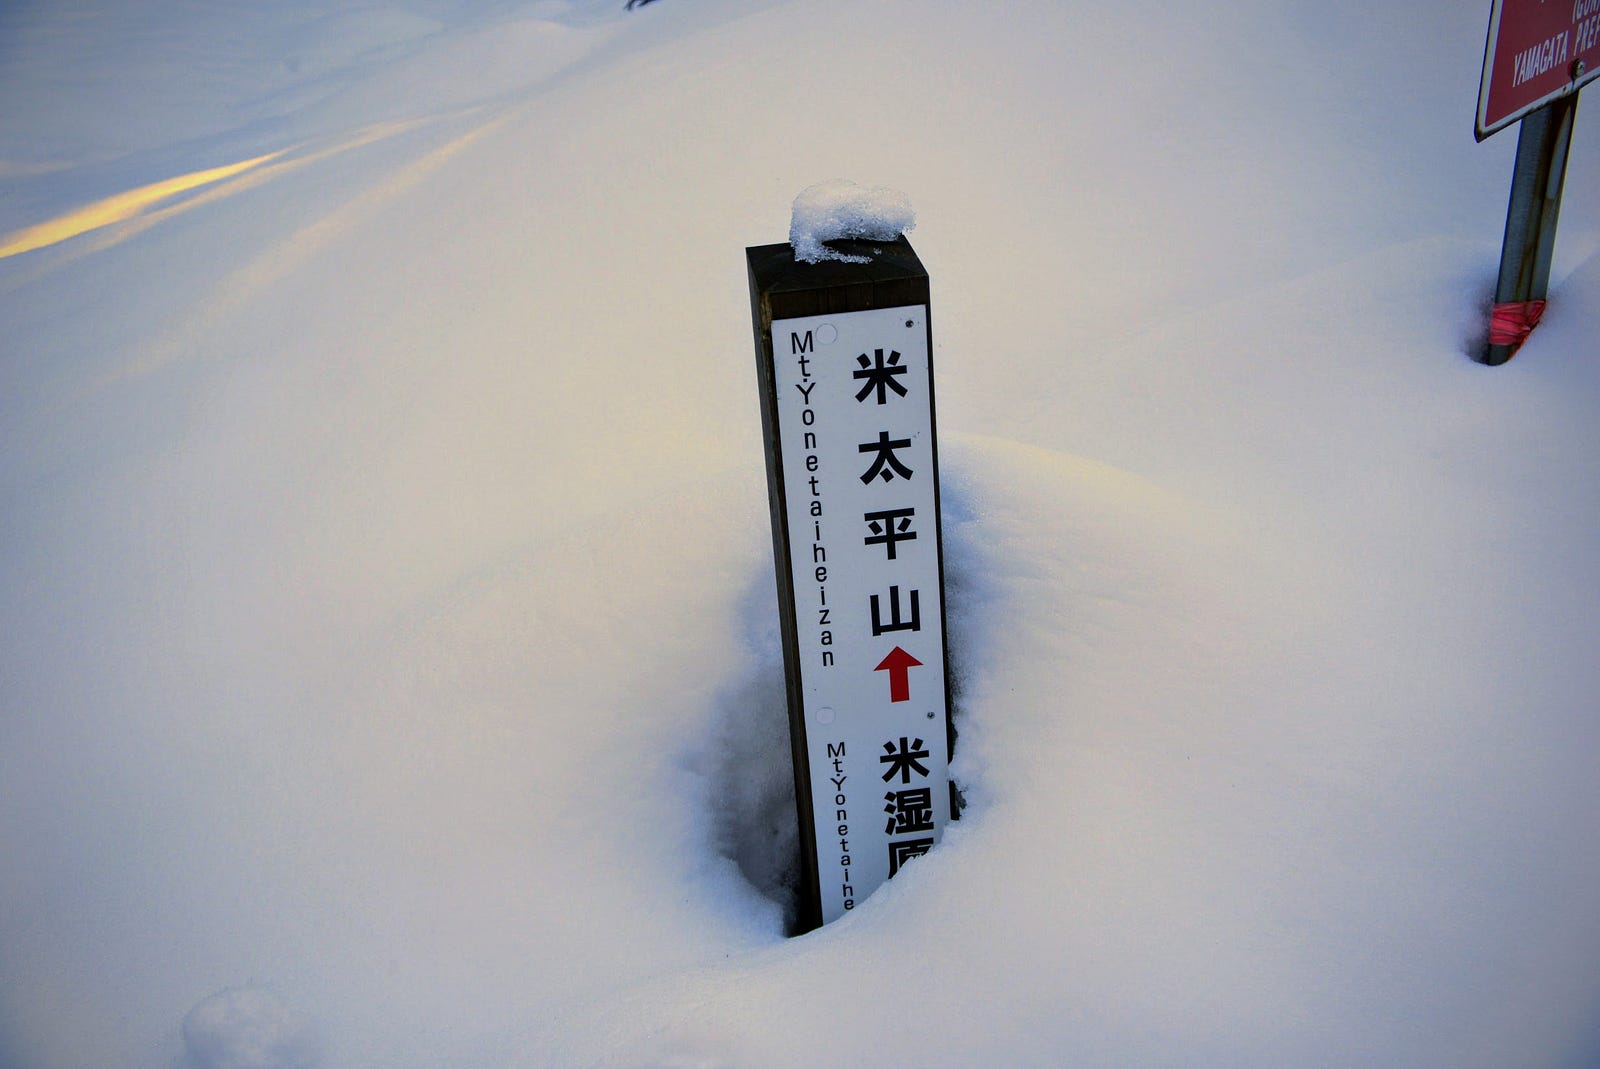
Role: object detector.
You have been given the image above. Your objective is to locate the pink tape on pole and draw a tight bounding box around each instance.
[1488,299,1547,349]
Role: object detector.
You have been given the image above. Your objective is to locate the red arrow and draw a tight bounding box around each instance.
[873,646,923,703]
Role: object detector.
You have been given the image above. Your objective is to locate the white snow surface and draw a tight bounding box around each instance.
[181,986,318,1069]
[2,1,1599,1067]
[788,179,915,263]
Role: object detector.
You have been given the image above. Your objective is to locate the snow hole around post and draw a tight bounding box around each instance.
[707,574,802,932]
[788,180,915,264]
[707,466,983,936]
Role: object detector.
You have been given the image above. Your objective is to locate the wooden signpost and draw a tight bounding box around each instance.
[747,235,956,934]
[1477,0,1596,363]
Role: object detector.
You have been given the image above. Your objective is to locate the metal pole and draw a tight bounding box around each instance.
[1484,94,1578,365]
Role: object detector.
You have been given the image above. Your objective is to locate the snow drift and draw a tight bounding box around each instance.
[2,1,1598,1066]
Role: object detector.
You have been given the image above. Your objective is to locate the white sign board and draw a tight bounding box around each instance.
[769,304,951,924]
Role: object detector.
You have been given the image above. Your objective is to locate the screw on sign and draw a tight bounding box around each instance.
[1476,0,1594,363]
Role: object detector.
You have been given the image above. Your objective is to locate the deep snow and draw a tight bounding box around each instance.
[2,1,1598,1067]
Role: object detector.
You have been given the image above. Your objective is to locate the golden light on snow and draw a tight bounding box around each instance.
[0,150,285,259]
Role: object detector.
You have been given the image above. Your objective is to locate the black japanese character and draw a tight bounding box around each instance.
[853,349,908,404]
[879,736,930,784]
[870,585,921,636]
[863,507,917,560]
[884,787,935,836]
[858,430,914,484]
[887,837,934,877]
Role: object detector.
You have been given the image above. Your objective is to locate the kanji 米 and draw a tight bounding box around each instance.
[879,736,930,784]
[853,348,908,405]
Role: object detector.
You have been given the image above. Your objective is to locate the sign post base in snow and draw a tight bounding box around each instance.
[1484,95,1578,365]
[1475,0,1595,363]
[747,235,956,935]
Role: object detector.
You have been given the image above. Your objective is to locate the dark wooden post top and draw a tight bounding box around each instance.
[747,236,930,325]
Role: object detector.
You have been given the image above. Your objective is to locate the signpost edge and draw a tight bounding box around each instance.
[747,247,824,934]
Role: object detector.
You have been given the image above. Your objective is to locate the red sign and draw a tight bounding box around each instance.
[1478,0,1600,139]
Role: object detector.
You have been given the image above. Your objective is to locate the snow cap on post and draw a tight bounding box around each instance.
[789,180,915,264]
